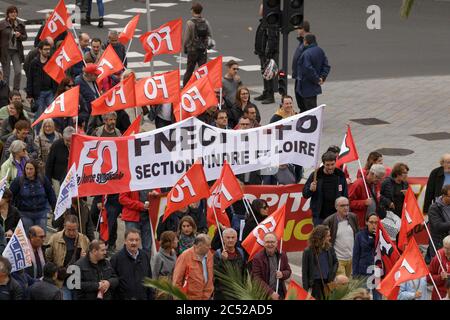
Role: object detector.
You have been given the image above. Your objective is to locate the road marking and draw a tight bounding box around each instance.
[150,3,178,7]
[221,56,243,63]
[239,65,261,72]
[126,51,144,58]
[103,14,132,20]
[25,24,42,30]
[108,27,141,32]
[127,61,171,68]
[125,8,155,13]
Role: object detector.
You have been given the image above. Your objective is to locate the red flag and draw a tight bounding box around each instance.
[96,45,124,87]
[163,162,210,222]
[43,33,83,83]
[139,18,182,63]
[123,115,142,136]
[285,280,315,300]
[185,56,223,90]
[39,0,70,41]
[375,220,401,276]
[173,75,218,122]
[119,14,140,44]
[206,162,243,228]
[397,187,425,251]
[335,125,359,167]
[91,73,136,115]
[99,196,109,242]
[242,204,286,261]
[32,86,79,127]
[134,70,180,107]
[378,238,429,298]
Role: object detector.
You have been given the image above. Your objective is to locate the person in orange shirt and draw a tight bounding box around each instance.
[172,233,214,300]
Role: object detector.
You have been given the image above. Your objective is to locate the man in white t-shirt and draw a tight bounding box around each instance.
[323,196,359,277]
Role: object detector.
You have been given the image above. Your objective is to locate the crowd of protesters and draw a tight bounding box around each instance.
[0,2,449,302]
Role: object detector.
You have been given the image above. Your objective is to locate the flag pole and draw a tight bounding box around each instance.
[77,197,83,235]
[357,158,371,199]
[145,0,154,76]
[75,116,78,132]
[275,237,283,295]
[212,207,225,249]
[243,195,259,225]
[423,221,445,272]
[148,209,157,259]
[428,271,443,300]
[218,88,222,110]
[123,39,132,65]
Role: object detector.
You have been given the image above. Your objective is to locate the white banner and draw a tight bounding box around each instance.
[70,105,324,197]
[2,220,32,273]
[54,163,78,220]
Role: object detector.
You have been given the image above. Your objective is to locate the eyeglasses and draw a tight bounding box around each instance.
[66,84,75,87]
[262,206,269,209]
[232,68,239,71]
[338,204,349,207]
[240,123,250,126]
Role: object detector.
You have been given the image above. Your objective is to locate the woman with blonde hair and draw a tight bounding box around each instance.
[34,118,62,173]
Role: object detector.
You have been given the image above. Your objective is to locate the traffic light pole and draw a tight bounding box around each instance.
[281,29,289,94]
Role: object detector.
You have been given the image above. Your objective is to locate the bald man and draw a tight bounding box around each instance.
[251,233,291,300]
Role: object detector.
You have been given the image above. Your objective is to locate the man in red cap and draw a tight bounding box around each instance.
[74,63,100,133]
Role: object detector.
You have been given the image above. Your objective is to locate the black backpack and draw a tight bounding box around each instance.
[191,18,209,51]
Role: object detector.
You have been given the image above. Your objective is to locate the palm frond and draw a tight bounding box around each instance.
[143,277,188,300]
[400,0,415,19]
[326,276,368,300]
[214,262,271,300]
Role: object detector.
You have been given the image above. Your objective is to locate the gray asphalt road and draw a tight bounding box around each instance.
[13,0,450,87]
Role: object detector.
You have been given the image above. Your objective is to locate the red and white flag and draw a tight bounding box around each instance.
[206,162,243,228]
[173,75,218,122]
[134,70,180,107]
[43,33,83,83]
[242,204,286,261]
[119,14,140,44]
[163,162,210,222]
[96,44,125,87]
[139,18,182,63]
[91,73,136,115]
[185,56,223,90]
[335,125,359,168]
[123,115,142,136]
[378,238,429,298]
[397,187,425,251]
[285,280,314,300]
[39,0,70,41]
[32,86,79,127]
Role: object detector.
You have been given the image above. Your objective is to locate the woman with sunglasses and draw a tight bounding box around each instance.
[34,118,62,174]
[242,199,270,241]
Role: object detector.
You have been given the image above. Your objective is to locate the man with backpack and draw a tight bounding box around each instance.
[182,2,213,87]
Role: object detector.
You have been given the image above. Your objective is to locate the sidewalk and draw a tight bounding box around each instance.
[249,75,450,178]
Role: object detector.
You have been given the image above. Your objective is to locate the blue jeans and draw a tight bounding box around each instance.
[87,0,104,18]
[34,90,55,133]
[20,209,48,234]
[62,285,74,300]
[125,219,152,254]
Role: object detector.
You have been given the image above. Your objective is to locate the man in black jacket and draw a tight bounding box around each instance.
[29,262,62,300]
[304,151,349,226]
[26,40,57,133]
[424,154,450,214]
[110,229,153,300]
[428,185,450,257]
[0,256,23,300]
[254,4,279,104]
[74,240,119,300]
[46,126,75,196]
